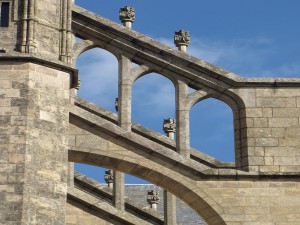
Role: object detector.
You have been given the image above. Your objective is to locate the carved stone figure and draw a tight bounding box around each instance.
[163,118,176,134]
[174,30,190,47]
[104,170,114,187]
[119,6,135,23]
[147,190,160,206]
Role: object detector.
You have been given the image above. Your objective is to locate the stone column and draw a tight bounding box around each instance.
[147,190,160,211]
[176,81,190,157]
[163,118,177,225]
[174,30,190,158]
[113,170,125,211]
[118,55,132,131]
[104,169,114,188]
[119,6,135,29]
[116,8,134,211]
[164,190,177,225]
[174,30,190,52]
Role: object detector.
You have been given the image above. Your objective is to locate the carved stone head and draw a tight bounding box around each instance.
[174,30,190,47]
[163,118,176,134]
[147,190,160,204]
[119,6,135,23]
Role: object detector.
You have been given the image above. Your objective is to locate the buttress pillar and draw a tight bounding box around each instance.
[0,62,71,224]
[0,0,75,224]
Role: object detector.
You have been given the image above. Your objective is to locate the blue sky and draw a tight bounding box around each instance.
[74,0,300,184]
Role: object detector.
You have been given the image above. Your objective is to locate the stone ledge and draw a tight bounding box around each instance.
[0,56,79,88]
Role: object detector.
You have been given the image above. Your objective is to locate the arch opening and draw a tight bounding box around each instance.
[76,47,118,112]
[74,163,150,184]
[132,73,176,135]
[69,150,226,225]
[73,162,206,224]
[190,97,235,162]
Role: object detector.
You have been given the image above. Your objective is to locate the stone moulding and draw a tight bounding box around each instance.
[0,56,79,88]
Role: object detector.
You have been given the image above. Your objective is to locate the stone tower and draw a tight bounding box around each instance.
[0,0,76,224]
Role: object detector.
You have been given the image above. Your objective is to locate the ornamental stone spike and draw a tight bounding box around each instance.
[163,118,176,139]
[147,190,160,211]
[119,6,135,29]
[174,30,190,52]
[104,170,114,188]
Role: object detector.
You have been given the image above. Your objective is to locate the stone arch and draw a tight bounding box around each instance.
[68,150,226,225]
[72,39,96,65]
[75,47,119,112]
[189,97,235,162]
[72,36,123,64]
[68,112,228,225]
[187,90,245,167]
[132,70,178,87]
[131,72,177,133]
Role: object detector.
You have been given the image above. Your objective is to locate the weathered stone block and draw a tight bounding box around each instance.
[264,157,274,165]
[268,118,298,128]
[253,118,268,128]
[256,88,300,97]
[246,108,263,117]
[255,138,278,147]
[0,89,20,98]
[0,80,11,89]
[256,97,296,108]
[273,157,300,166]
[272,108,300,118]
[264,147,297,157]
[262,108,273,117]
[279,137,300,147]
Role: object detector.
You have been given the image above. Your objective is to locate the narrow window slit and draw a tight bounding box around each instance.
[0,2,10,27]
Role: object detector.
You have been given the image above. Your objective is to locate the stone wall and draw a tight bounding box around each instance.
[199,180,300,225]
[0,62,70,225]
[236,87,300,172]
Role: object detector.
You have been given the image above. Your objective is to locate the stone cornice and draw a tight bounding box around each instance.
[0,55,79,88]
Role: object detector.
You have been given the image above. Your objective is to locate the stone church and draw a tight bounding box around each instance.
[1,1,300,224]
